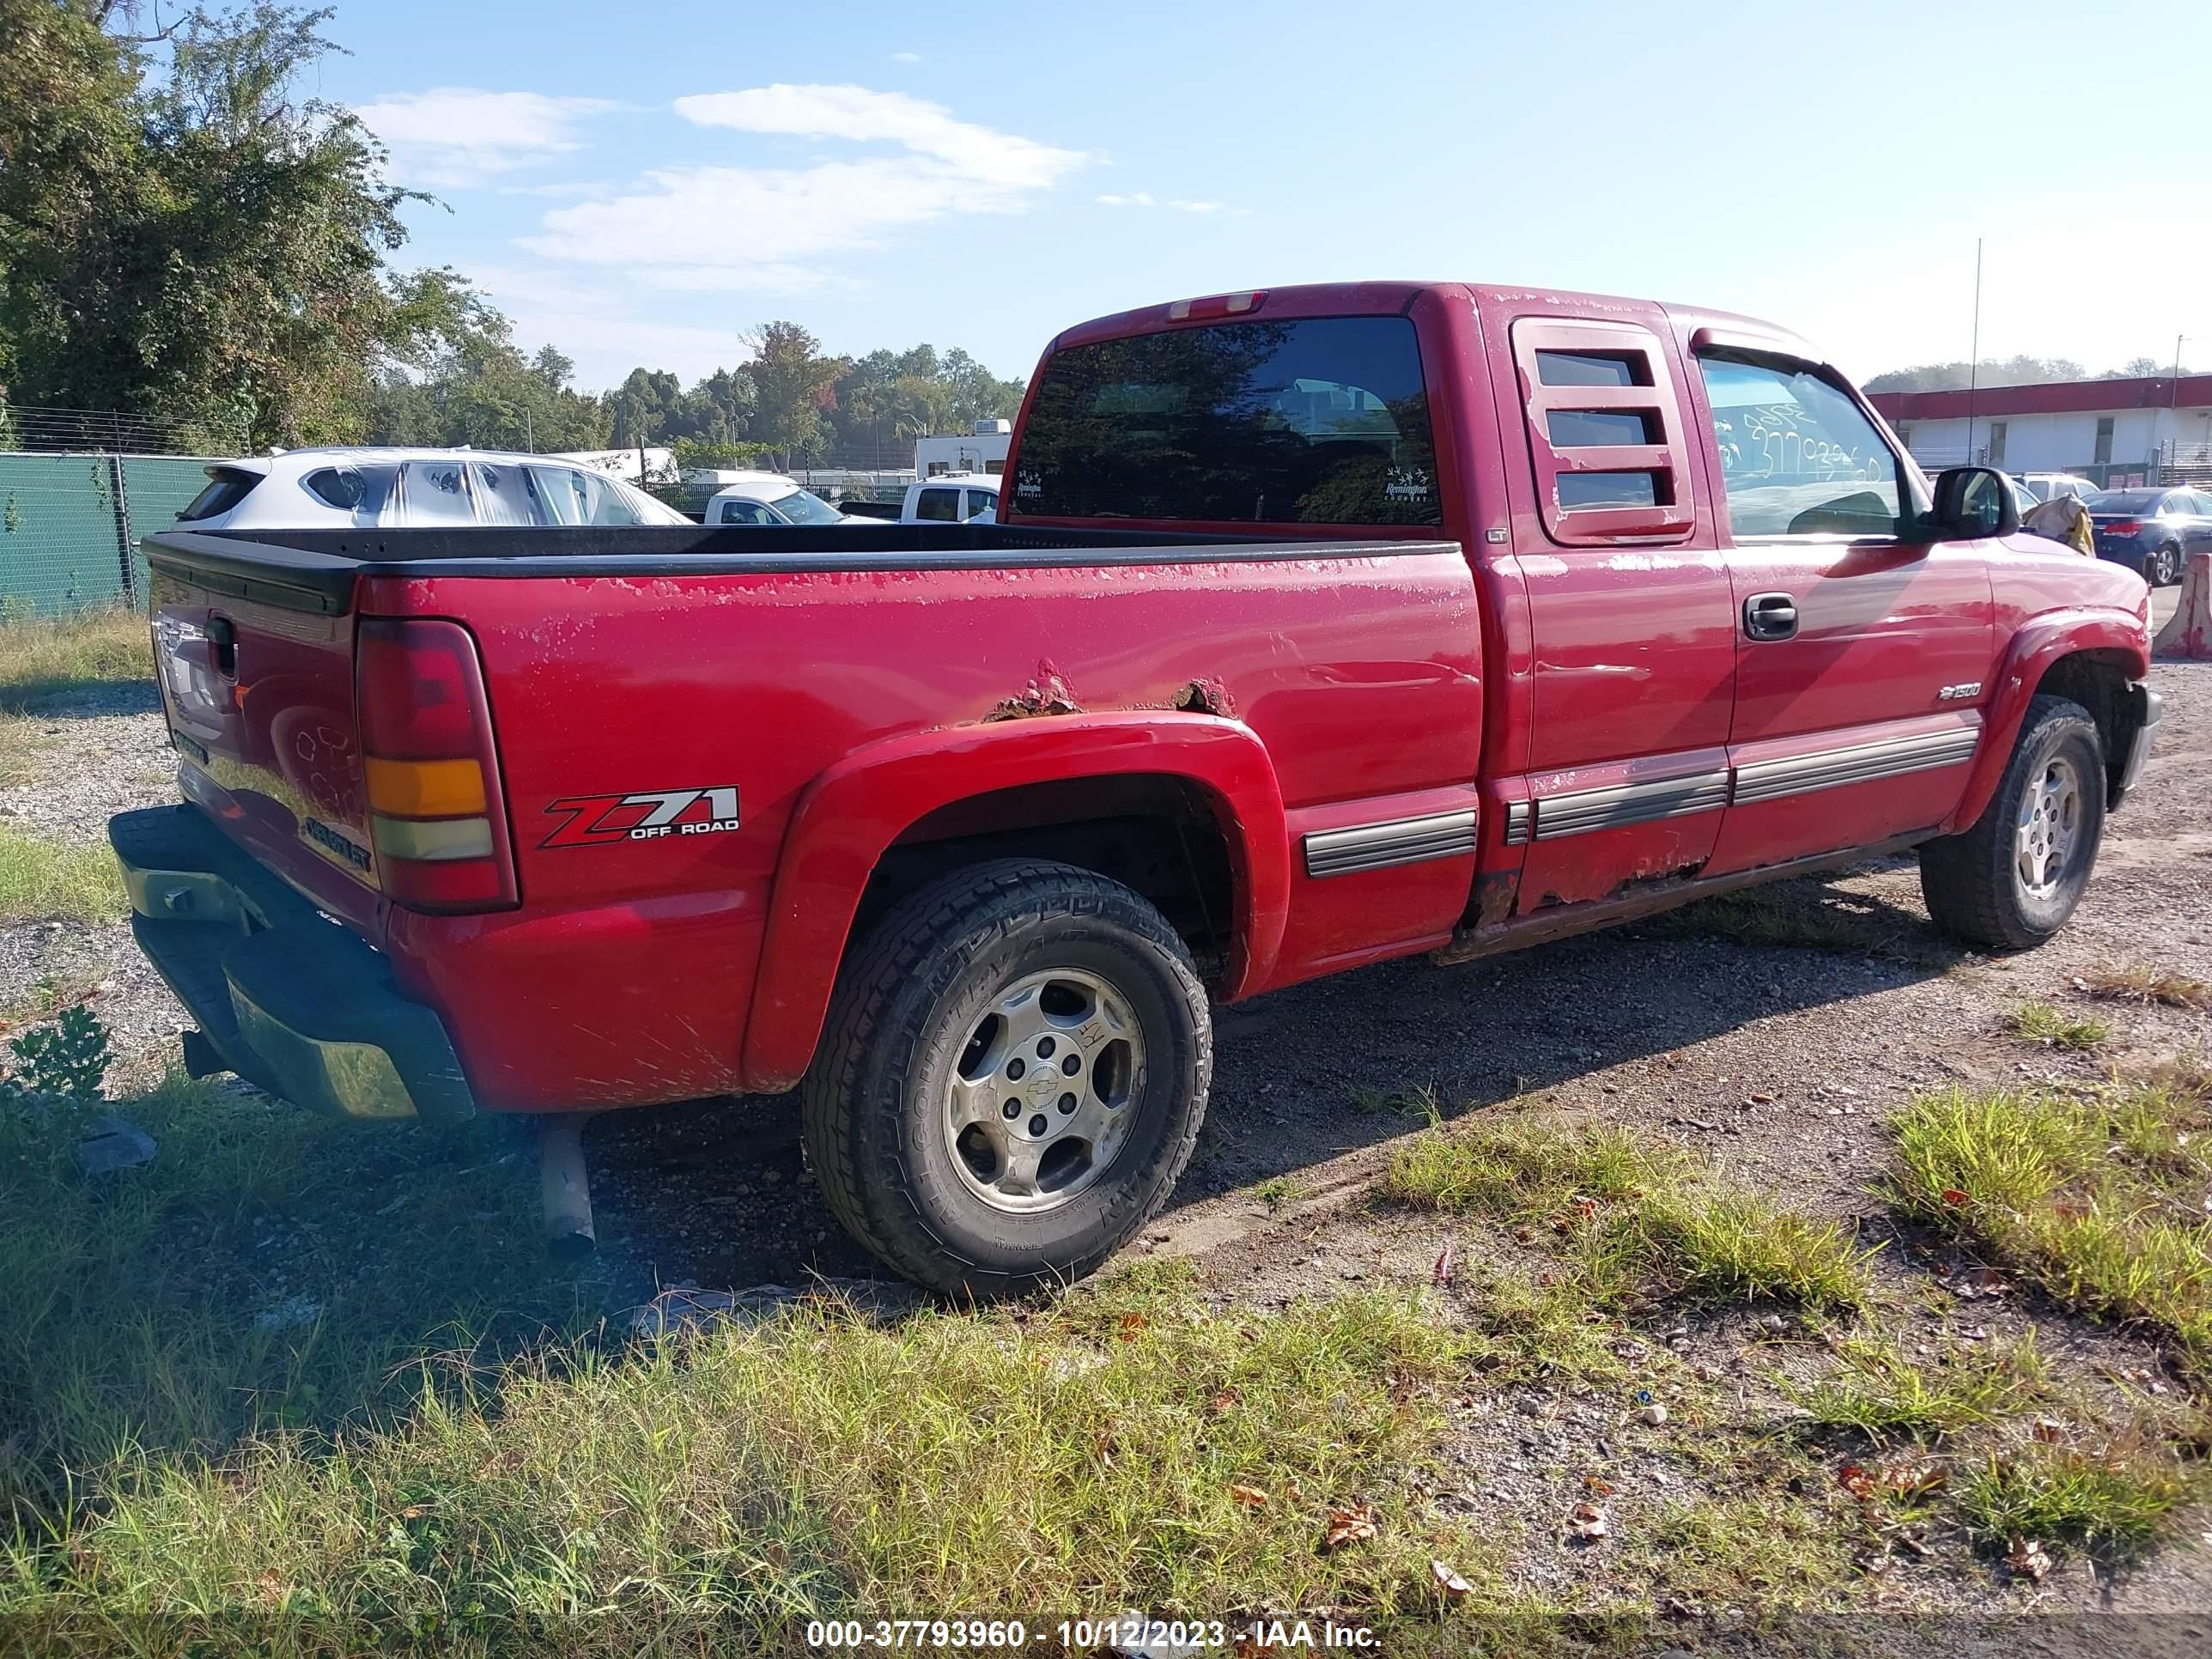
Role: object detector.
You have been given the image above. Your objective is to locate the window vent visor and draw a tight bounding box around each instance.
[1512,319,1695,546]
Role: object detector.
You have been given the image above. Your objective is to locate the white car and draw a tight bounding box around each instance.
[701,473,860,526]
[173,447,694,532]
[2018,471,2100,504]
[902,472,1000,523]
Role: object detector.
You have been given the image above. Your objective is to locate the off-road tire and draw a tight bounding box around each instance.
[800,859,1211,1298]
[1918,695,2105,951]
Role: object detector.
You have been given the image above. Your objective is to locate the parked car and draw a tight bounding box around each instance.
[701,473,860,526]
[2082,486,2212,586]
[115,281,2159,1298]
[901,472,999,522]
[173,447,693,531]
[2018,471,2100,504]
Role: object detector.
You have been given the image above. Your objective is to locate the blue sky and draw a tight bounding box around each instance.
[326,0,2210,394]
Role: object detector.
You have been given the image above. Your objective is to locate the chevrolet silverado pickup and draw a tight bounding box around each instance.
[112,282,2161,1296]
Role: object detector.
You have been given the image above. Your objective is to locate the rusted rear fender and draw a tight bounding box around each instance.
[741,713,1290,1092]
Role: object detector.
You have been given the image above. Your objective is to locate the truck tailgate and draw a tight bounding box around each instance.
[147,550,384,940]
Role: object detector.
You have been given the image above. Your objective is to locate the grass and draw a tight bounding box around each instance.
[0,605,153,711]
[1888,1081,2212,1376]
[2001,1001,2112,1051]
[0,1255,1498,1648]
[1381,1116,1875,1311]
[1250,1175,1308,1210]
[1954,1434,2200,1549]
[1785,1331,2054,1440]
[2076,963,2210,1012]
[0,822,128,923]
[0,970,100,1036]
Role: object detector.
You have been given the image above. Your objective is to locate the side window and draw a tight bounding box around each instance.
[1510,319,1695,545]
[962,489,996,520]
[719,499,769,525]
[915,487,961,522]
[472,463,540,526]
[1694,354,1904,538]
[397,459,476,526]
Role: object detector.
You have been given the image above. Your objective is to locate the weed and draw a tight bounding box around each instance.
[1786,1332,2053,1439]
[0,606,152,711]
[6,1005,112,1103]
[1251,1176,1308,1211]
[1382,1118,1873,1311]
[1954,1434,2200,1551]
[2075,964,2210,1012]
[1352,1084,1444,1127]
[1889,1085,2212,1375]
[2002,1002,2111,1051]
[0,823,128,923]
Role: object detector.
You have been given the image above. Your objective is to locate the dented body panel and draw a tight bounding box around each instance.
[128,282,2154,1121]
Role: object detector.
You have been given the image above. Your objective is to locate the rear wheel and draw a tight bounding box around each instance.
[801,859,1211,1297]
[1919,696,2105,951]
[2152,542,2182,586]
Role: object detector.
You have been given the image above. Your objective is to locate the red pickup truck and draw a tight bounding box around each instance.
[112,282,2160,1296]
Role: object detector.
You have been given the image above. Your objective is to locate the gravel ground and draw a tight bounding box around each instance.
[3,591,2207,1635]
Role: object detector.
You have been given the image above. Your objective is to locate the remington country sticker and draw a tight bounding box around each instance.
[540,787,741,848]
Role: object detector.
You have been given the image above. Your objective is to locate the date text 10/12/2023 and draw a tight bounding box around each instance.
[803,1617,1382,1650]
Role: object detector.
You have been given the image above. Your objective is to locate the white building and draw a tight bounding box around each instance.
[1869,374,2212,487]
[915,418,1011,478]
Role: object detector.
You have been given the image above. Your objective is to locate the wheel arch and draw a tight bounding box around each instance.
[1948,611,2149,832]
[741,713,1289,1092]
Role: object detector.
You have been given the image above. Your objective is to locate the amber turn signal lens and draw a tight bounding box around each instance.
[364,756,487,818]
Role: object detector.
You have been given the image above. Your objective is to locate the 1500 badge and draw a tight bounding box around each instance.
[540,787,740,848]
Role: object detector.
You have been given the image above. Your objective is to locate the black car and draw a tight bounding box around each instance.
[2082,487,2212,586]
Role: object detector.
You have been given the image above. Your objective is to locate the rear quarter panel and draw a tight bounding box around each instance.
[368,550,1480,1109]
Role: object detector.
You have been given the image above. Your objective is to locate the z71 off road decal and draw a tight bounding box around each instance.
[540,787,740,848]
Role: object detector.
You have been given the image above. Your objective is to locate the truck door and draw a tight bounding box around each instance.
[1491,313,1738,913]
[1684,346,1994,874]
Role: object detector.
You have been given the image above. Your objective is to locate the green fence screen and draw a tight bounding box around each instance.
[0,452,218,620]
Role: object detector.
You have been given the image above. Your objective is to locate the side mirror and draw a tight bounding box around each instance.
[1929,465,2020,540]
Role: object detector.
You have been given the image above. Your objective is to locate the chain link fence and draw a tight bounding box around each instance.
[0,452,222,620]
[0,404,236,620]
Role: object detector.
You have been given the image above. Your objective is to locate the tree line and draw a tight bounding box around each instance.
[1863,354,2197,395]
[0,2,1024,467]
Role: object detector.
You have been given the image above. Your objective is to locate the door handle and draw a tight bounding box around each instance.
[1743,592,1798,641]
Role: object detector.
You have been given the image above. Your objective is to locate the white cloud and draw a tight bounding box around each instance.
[519,84,1086,291]
[464,264,759,390]
[1097,191,1226,214]
[357,88,615,188]
[890,51,922,63]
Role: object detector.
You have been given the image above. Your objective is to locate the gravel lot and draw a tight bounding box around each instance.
[4,587,2207,1629]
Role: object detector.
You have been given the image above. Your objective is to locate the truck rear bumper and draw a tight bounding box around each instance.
[107,805,477,1123]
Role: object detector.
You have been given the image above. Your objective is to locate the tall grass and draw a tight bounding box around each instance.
[0,823,128,922]
[0,606,153,710]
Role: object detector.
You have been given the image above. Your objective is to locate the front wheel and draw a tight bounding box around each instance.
[1918,695,2106,951]
[801,860,1212,1297]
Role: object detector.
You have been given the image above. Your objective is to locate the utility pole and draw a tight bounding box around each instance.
[1965,239,1983,465]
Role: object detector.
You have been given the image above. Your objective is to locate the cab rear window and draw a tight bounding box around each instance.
[1012,315,1439,526]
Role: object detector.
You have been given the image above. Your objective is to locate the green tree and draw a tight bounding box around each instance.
[0,2,463,448]
[746,321,845,469]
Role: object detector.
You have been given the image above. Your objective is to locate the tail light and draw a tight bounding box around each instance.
[356,619,519,913]
[1167,290,1267,322]
[2102,520,2142,536]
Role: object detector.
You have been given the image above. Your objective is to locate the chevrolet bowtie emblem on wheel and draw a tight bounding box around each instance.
[539,787,741,848]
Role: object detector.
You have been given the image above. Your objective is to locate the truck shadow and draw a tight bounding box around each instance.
[586,861,1970,1292]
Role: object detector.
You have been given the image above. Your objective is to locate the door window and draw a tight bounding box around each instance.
[718,498,772,525]
[526,465,644,526]
[472,463,540,526]
[915,487,962,522]
[1695,354,1905,538]
[398,460,477,525]
[962,489,997,520]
